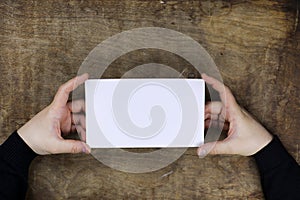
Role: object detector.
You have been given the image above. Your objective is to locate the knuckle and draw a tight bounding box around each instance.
[210,148,218,155]
[58,85,66,93]
[71,144,80,153]
[71,144,79,154]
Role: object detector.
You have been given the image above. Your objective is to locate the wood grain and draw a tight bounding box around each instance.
[0,0,299,199]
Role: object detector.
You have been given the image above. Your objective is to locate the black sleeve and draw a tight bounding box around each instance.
[0,131,37,200]
[253,135,300,200]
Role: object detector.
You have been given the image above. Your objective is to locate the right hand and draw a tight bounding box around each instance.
[197,74,273,157]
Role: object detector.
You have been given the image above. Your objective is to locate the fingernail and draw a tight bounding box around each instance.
[198,149,207,158]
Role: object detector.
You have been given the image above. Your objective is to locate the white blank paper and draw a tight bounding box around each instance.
[85,79,205,148]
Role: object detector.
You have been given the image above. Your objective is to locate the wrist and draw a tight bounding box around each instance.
[18,121,40,155]
[251,132,273,156]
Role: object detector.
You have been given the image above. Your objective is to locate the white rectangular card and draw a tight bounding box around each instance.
[85,79,205,148]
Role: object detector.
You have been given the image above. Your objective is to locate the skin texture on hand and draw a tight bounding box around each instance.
[198,74,273,157]
[18,74,91,155]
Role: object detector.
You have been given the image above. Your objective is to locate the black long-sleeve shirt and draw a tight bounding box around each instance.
[253,135,300,199]
[0,131,37,199]
[0,131,299,199]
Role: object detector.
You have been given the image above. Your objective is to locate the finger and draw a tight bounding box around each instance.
[204,119,210,128]
[205,113,219,121]
[71,125,77,133]
[205,101,223,115]
[71,114,86,129]
[197,141,231,157]
[201,74,237,108]
[205,119,219,128]
[205,102,227,122]
[68,99,85,113]
[53,73,89,107]
[75,125,86,142]
[205,112,226,126]
[56,139,90,154]
[205,119,223,128]
[204,119,229,130]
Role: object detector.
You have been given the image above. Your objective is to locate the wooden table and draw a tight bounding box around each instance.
[0,0,299,199]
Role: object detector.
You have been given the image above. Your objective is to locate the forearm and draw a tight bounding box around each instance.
[253,135,300,200]
[0,131,37,200]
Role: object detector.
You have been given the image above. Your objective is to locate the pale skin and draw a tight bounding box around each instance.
[18,73,273,157]
[18,73,91,155]
[197,74,273,157]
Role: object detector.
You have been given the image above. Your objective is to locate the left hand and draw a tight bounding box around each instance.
[197,74,272,157]
[18,74,91,155]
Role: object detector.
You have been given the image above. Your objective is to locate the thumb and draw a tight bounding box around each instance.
[57,140,91,154]
[197,141,230,158]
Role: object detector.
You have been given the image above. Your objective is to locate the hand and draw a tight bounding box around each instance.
[18,74,91,155]
[197,74,273,157]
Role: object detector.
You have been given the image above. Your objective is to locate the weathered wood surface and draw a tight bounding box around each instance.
[0,0,299,199]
